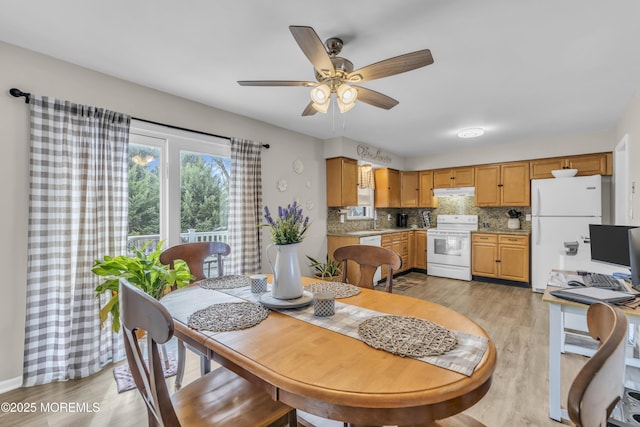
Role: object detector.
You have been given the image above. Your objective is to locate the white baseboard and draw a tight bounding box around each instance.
[0,376,23,394]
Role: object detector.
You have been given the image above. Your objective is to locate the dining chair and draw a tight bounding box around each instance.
[119,278,297,427]
[567,302,627,427]
[160,241,231,389]
[333,245,402,293]
[160,241,231,282]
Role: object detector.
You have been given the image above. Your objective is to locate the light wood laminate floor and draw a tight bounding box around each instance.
[0,273,582,426]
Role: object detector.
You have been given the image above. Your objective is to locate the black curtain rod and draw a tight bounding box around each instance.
[9,88,269,149]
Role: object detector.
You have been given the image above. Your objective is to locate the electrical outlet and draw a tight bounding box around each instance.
[340,214,345,223]
[525,214,531,221]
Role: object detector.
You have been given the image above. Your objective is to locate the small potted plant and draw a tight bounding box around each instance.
[306,254,343,282]
[92,241,193,332]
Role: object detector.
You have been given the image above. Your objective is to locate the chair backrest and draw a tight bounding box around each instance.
[568,302,627,427]
[333,245,402,292]
[160,242,231,282]
[119,278,181,427]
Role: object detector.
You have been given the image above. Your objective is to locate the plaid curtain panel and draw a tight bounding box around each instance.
[24,96,130,386]
[227,138,263,275]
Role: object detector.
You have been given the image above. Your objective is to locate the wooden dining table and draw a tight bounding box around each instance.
[159,276,497,426]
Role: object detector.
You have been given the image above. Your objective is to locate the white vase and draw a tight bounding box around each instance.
[266,243,303,300]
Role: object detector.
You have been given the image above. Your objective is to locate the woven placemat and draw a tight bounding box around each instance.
[358,315,458,357]
[188,302,269,332]
[197,275,250,290]
[303,282,361,299]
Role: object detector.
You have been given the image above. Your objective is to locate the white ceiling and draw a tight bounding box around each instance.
[2,0,640,157]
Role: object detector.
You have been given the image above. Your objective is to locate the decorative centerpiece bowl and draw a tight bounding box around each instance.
[551,169,578,178]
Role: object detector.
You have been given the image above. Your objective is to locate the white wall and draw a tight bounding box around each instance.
[0,41,326,390]
[615,89,640,226]
[405,130,616,170]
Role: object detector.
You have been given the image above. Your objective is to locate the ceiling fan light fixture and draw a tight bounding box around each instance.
[337,97,356,113]
[337,84,358,105]
[457,128,485,138]
[311,101,330,114]
[310,84,331,105]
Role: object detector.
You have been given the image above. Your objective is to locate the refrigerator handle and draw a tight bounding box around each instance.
[536,218,541,245]
[535,187,540,216]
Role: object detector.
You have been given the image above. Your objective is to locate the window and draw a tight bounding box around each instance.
[128,121,230,255]
[347,187,375,220]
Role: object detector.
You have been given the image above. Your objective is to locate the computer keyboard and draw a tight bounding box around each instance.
[583,273,626,291]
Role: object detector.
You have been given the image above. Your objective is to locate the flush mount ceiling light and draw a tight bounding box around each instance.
[457,128,485,138]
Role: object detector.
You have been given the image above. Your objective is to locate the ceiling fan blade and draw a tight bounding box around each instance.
[353,86,399,110]
[238,80,316,87]
[302,102,318,116]
[347,49,434,83]
[289,26,335,78]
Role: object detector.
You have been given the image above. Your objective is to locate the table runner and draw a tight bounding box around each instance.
[220,286,488,376]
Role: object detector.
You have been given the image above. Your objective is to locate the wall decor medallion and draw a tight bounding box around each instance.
[293,159,304,174]
[277,178,288,192]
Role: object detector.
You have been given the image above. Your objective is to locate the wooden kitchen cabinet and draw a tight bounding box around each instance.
[381,232,409,278]
[327,235,359,285]
[418,170,438,208]
[529,152,612,179]
[326,157,358,207]
[433,166,475,188]
[413,231,427,270]
[471,234,499,278]
[472,233,529,283]
[475,162,530,207]
[498,235,530,282]
[374,168,401,208]
[400,171,419,207]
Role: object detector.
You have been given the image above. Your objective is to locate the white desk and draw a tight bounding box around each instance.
[542,286,640,422]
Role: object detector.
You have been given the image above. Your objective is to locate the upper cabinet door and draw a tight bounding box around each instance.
[475,165,501,207]
[433,169,454,188]
[452,166,475,187]
[418,170,438,208]
[501,162,530,206]
[326,157,358,207]
[374,168,401,208]
[400,171,419,207]
[567,153,612,176]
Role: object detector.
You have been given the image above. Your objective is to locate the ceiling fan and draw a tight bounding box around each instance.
[238,25,434,116]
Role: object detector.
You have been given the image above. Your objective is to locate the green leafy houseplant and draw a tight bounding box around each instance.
[306,254,342,280]
[92,241,194,332]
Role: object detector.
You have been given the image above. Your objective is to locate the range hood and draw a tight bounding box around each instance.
[433,187,475,197]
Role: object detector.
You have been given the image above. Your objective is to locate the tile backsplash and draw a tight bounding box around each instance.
[327,196,531,233]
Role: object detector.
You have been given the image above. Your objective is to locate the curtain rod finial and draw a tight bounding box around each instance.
[10,88,30,103]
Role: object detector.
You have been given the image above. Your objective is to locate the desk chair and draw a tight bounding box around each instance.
[160,242,231,389]
[119,279,297,427]
[333,245,402,293]
[568,302,627,427]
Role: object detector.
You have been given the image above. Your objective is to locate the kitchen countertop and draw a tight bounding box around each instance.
[473,229,531,235]
[327,228,430,237]
[328,228,531,237]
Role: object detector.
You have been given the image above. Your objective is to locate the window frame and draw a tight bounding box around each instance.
[129,120,230,247]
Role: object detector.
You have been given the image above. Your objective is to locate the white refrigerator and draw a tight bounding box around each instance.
[531,175,602,292]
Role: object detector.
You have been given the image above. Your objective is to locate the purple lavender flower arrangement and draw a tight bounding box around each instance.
[263,200,310,245]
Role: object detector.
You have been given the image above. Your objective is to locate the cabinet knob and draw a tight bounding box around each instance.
[497,184,504,187]
[496,259,501,263]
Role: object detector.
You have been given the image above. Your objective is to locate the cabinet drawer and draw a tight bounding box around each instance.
[499,235,529,246]
[473,234,498,243]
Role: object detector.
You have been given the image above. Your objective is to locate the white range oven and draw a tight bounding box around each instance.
[427,215,478,281]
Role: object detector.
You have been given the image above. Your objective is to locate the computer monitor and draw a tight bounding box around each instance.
[588,224,637,268]
[628,228,640,291]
